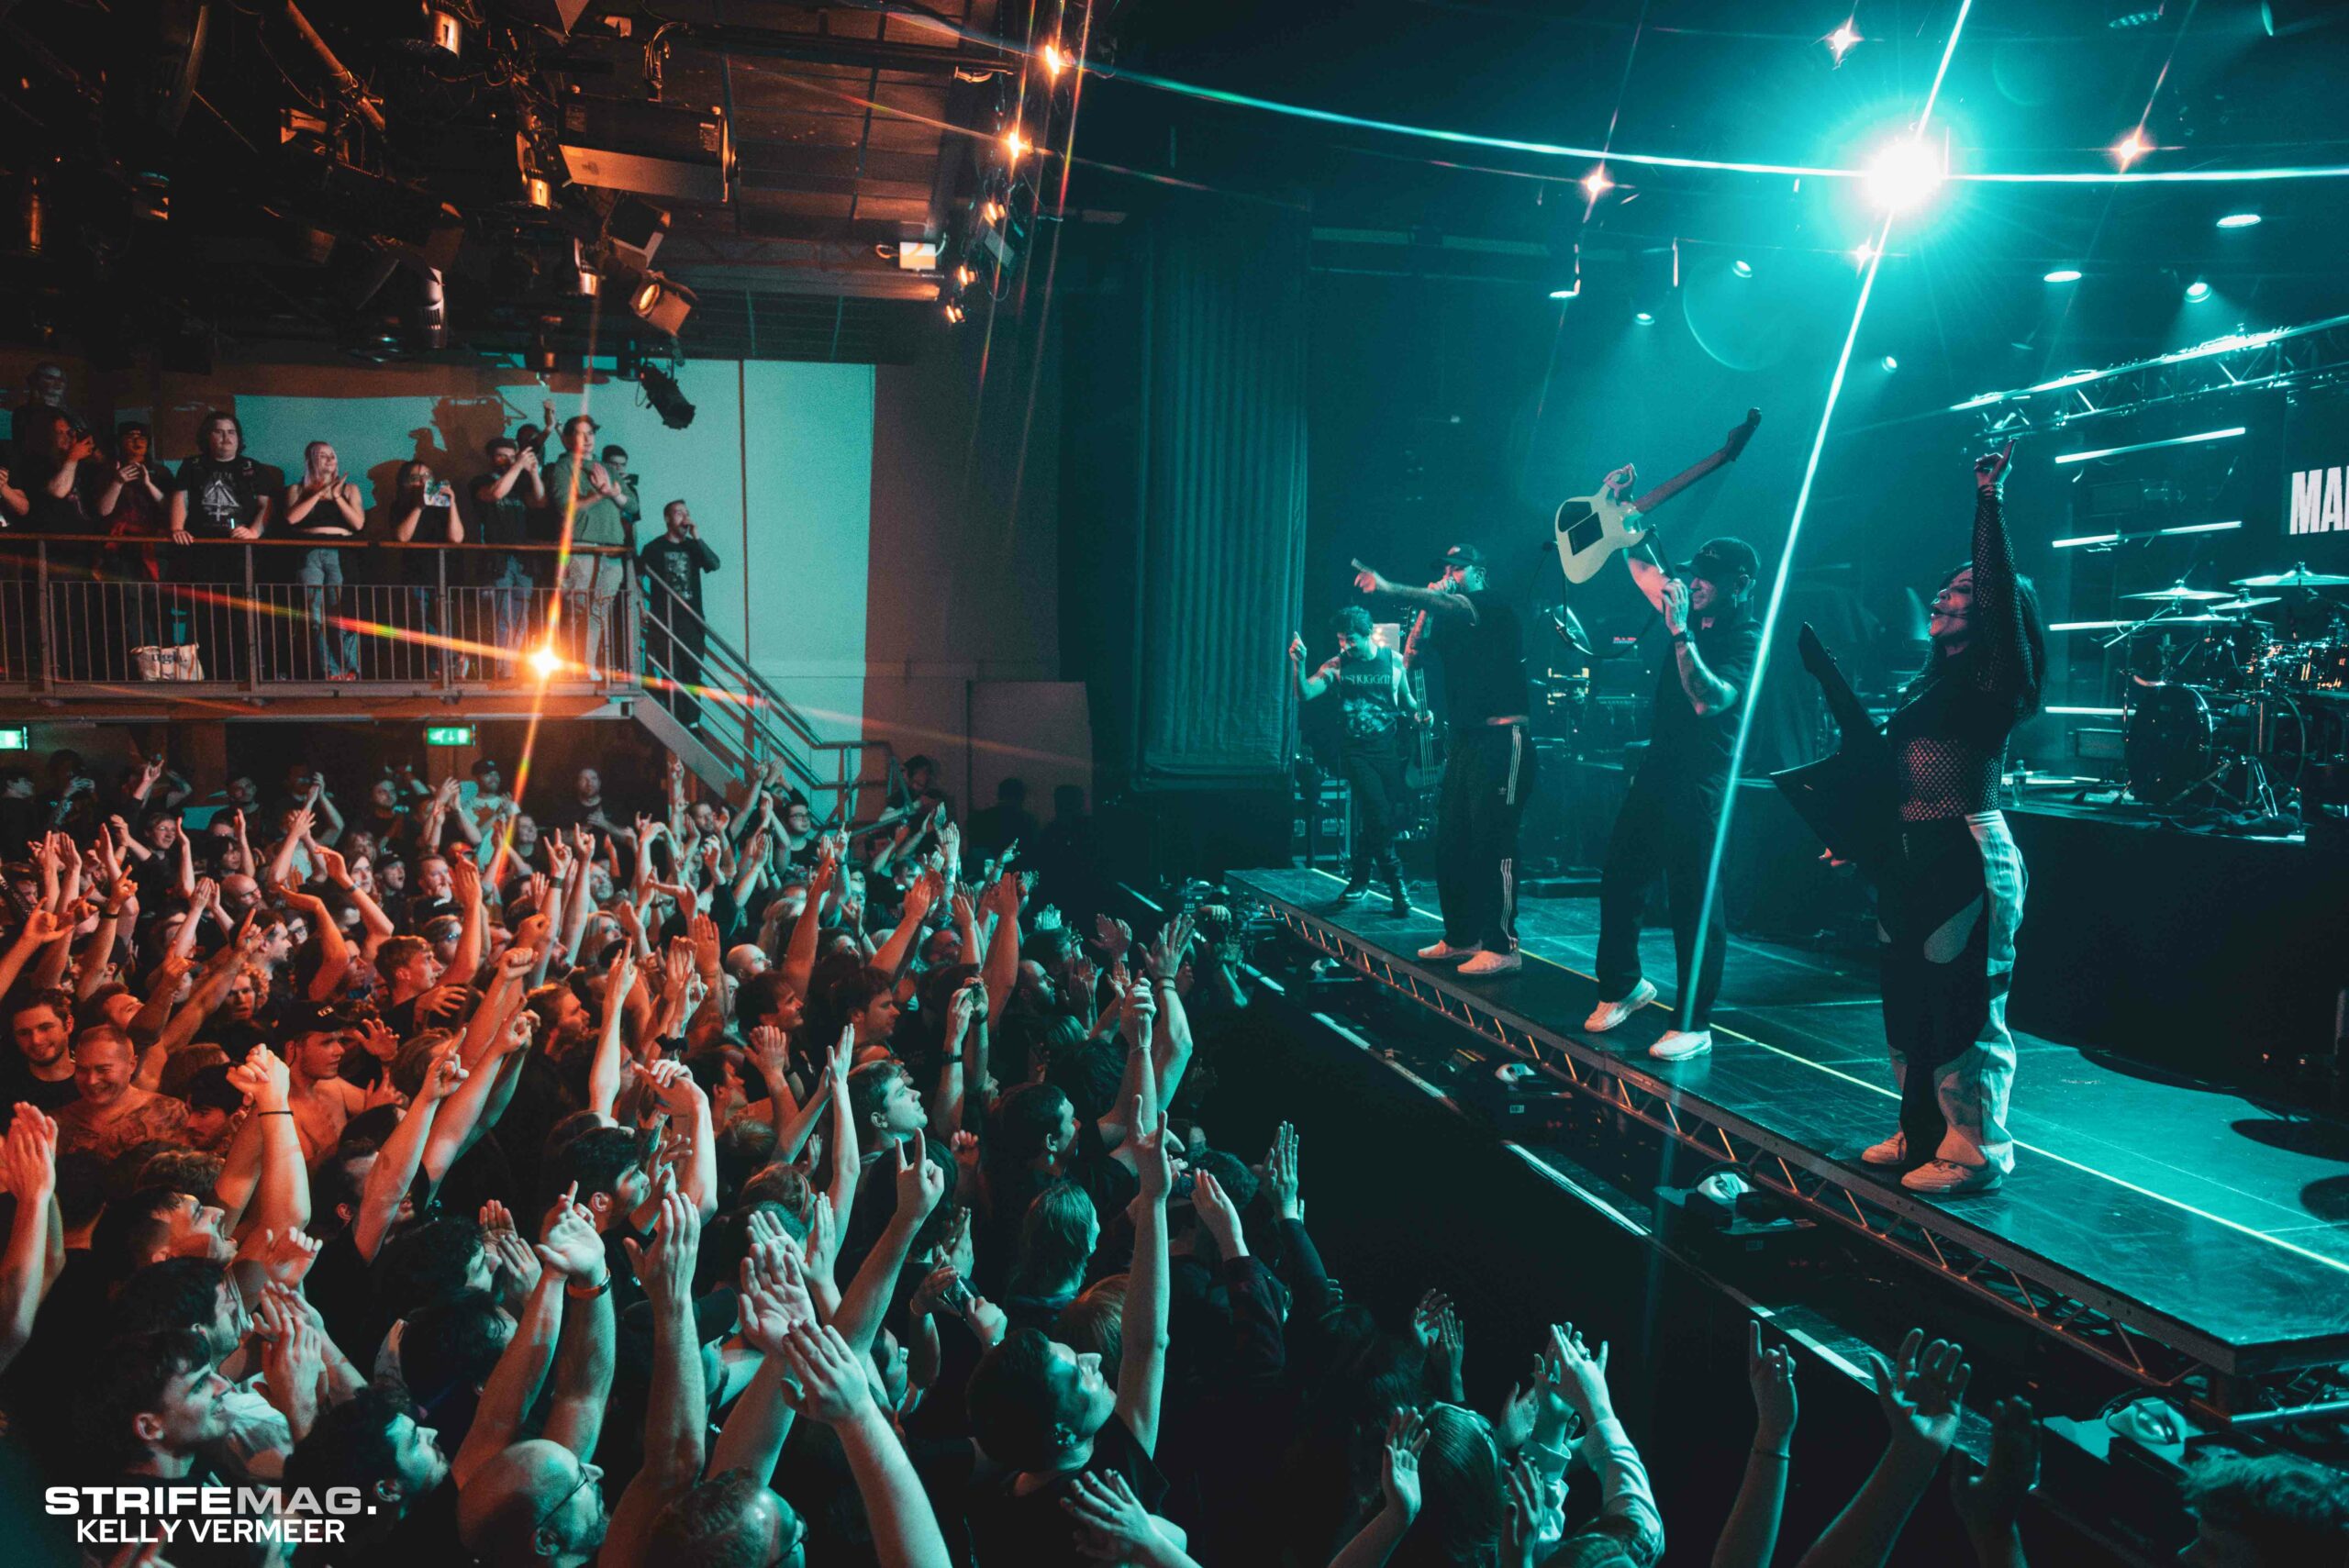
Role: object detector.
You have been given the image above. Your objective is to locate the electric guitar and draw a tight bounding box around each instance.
[1553,408,1763,584]
[1399,603,1442,792]
[1769,624,1898,882]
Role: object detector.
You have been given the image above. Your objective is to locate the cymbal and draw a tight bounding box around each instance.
[2122,584,2233,602]
[2232,566,2349,589]
[2206,595,2280,612]
[2128,614,2268,627]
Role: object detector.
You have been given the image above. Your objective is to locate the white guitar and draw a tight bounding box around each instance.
[1553,408,1762,584]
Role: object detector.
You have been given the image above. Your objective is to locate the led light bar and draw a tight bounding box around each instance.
[2053,519,2240,549]
[2053,427,2245,463]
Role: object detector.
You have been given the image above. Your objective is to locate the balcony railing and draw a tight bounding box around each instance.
[0,537,638,694]
[0,534,902,824]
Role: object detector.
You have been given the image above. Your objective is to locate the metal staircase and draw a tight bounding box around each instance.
[634,575,902,827]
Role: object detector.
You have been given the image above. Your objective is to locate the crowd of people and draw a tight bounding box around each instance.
[0,734,2334,1568]
[0,366,718,684]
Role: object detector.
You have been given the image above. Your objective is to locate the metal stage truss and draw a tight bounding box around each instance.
[1231,867,2349,1426]
[1949,312,2349,435]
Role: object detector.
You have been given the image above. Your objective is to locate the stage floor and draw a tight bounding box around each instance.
[1235,864,2349,1379]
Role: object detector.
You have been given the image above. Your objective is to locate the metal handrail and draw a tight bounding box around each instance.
[636,569,899,825]
[0,539,635,695]
[3,534,899,821]
[5,532,631,553]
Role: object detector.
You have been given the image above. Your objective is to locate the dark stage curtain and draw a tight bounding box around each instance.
[1132,196,1310,786]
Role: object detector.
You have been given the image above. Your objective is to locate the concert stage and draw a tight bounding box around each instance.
[1522,756,2349,1085]
[1230,864,2349,1420]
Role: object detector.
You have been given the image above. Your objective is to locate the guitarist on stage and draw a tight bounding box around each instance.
[1290,606,1423,917]
[1581,523,1764,1062]
[1352,545,1534,976]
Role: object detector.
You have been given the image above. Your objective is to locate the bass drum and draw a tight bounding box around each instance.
[2125,684,2305,806]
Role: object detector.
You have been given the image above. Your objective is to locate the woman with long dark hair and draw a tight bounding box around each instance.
[1863,444,2043,1196]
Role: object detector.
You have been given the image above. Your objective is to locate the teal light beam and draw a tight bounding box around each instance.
[1097,64,2349,187]
[1685,0,1979,1029]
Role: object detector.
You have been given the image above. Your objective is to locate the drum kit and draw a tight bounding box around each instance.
[2118,564,2349,810]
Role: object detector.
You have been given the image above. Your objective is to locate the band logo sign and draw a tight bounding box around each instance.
[2284,393,2349,540]
[2288,466,2345,535]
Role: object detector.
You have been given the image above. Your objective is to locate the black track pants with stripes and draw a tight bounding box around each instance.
[1435,722,1535,951]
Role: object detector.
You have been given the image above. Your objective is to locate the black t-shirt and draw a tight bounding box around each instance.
[964,1416,1170,1568]
[1639,607,1762,797]
[0,1051,79,1120]
[471,475,532,550]
[22,458,103,534]
[1426,588,1527,727]
[305,1229,374,1358]
[1322,645,1404,747]
[639,534,719,618]
[174,457,268,540]
[400,501,457,583]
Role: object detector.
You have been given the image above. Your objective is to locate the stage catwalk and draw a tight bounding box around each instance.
[1233,864,2349,1408]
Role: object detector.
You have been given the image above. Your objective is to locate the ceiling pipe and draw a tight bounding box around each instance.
[280,3,388,134]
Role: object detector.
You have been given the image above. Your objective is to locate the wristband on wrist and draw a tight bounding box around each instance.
[565,1272,612,1298]
[1670,630,1689,644]
[1753,1447,1791,1461]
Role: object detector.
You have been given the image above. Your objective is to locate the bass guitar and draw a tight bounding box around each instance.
[1769,624,1899,882]
[1553,408,1763,584]
[1399,599,1442,792]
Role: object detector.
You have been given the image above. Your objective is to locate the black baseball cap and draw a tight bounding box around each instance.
[1688,538,1760,583]
[284,1000,357,1039]
[1434,543,1486,572]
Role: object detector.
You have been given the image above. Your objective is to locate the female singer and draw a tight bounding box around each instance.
[1865,444,2043,1195]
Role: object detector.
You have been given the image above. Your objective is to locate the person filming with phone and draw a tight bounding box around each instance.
[392,459,466,678]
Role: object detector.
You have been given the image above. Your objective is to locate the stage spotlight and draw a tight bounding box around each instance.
[1827,19,1862,61]
[529,644,562,681]
[607,197,671,270]
[2215,211,2262,228]
[1632,310,1656,326]
[1004,127,1030,164]
[2043,267,2082,283]
[629,274,696,336]
[2113,128,2151,168]
[955,263,975,289]
[1852,241,1878,265]
[983,198,1005,226]
[413,268,448,351]
[1880,355,1898,373]
[1865,137,1943,212]
[1043,42,1069,78]
[1731,259,1753,279]
[636,362,696,430]
[1581,165,1614,201]
[943,298,966,324]
[2184,278,2211,302]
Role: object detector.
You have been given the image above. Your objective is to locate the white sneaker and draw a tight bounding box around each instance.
[1417,940,1476,963]
[1583,978,1657,1033]
[1648,1029,1711,1062]
[1901,1158,2005,1196]
[1860,1131,1907,1167]
[1458,948,1522,976]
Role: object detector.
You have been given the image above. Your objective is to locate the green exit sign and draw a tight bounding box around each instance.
[0,728,26,751]
[424,726,476,748]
